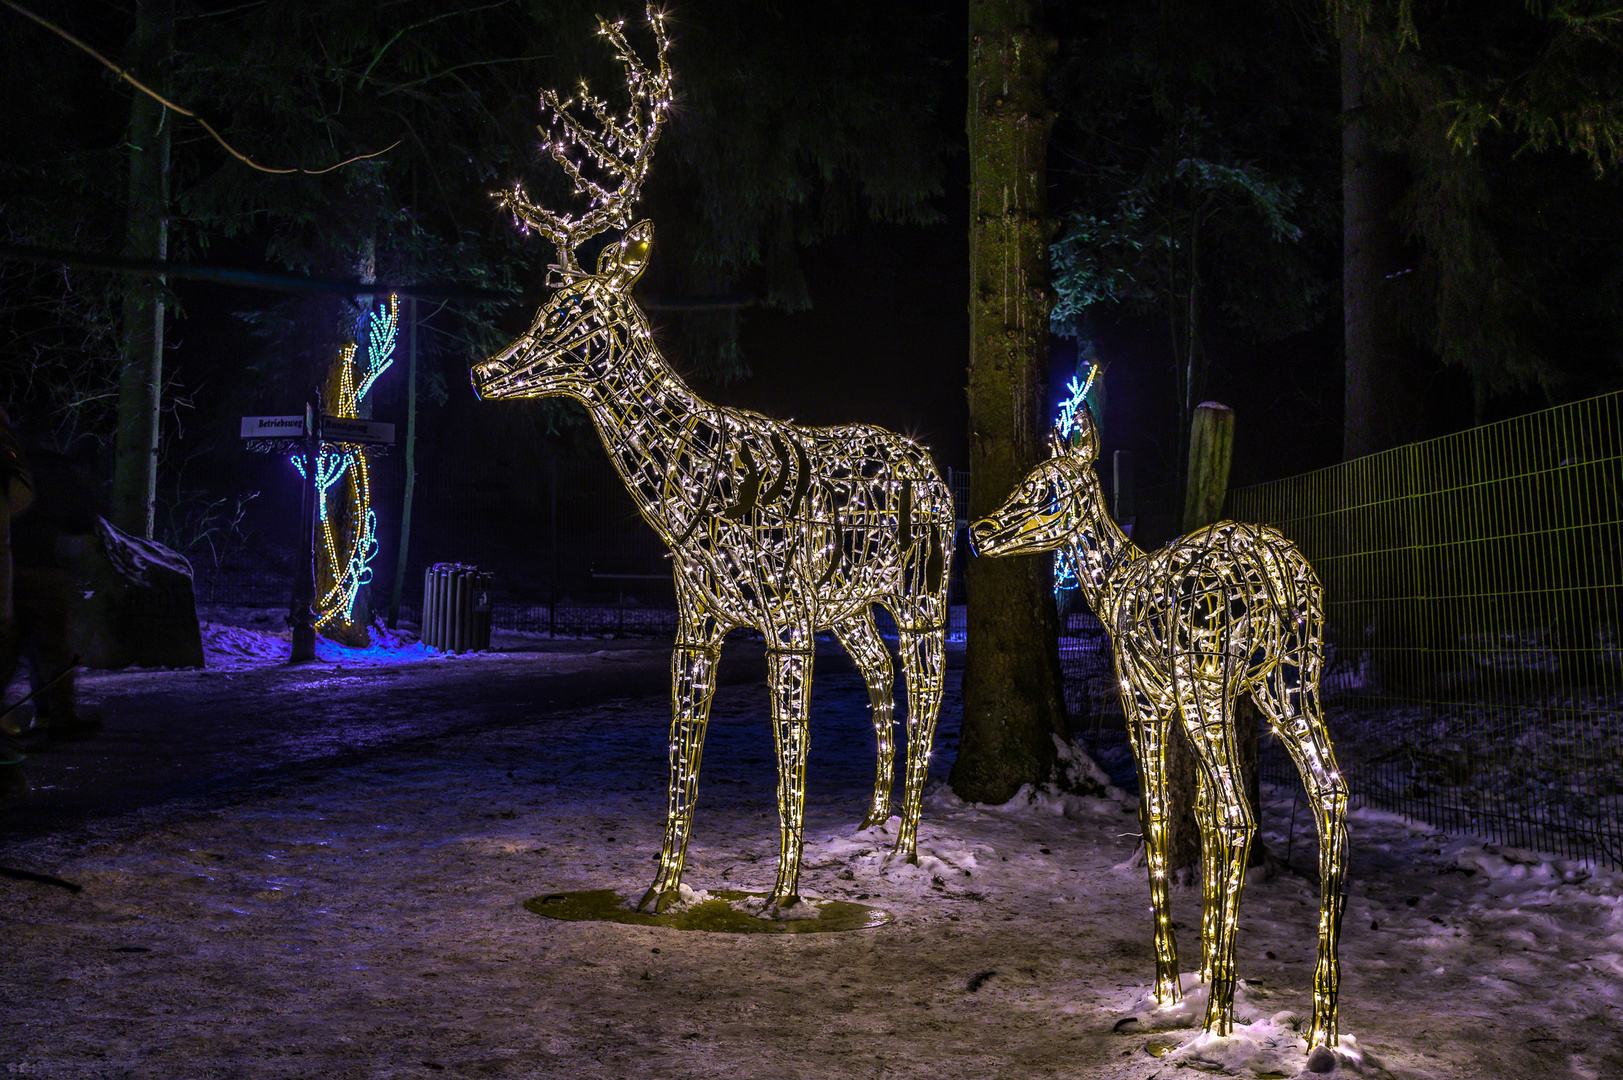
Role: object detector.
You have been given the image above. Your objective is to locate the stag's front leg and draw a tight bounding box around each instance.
[835,612,897,829]
[637,640,722,913]
[763,643,814,915]
[894,625,946,860]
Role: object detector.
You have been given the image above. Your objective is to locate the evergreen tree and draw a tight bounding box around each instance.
[1334,0,1623,456]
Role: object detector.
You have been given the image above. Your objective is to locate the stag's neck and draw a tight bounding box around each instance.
[587,318,724,539]
[1065,510,1143,614]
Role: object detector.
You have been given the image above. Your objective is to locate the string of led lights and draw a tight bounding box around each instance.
[972,399,1349,1049]
[474,8,954,919]
[289,293,399,634]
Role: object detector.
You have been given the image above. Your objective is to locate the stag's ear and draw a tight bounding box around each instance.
[598,220,654,289]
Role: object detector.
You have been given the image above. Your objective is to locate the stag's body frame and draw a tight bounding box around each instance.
[473,10,954,915]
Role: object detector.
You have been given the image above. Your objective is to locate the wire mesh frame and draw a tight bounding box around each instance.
[1227,391,1623,868]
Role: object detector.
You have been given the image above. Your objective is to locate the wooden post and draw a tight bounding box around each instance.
[1183,401,1234,534]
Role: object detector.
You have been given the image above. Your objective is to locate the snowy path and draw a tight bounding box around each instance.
[2,643,1620,1078]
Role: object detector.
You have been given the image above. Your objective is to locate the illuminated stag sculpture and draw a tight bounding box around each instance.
[473,8,953,917]
[971,394,1348,1048]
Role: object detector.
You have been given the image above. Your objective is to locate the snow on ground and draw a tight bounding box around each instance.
[3,634,1621,1078]
[196,607,601,670]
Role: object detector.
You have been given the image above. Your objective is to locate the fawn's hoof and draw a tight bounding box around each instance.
[858,808,891,830]
[1306,1018,1339,1053]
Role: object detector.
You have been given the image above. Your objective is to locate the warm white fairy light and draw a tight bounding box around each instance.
[972,402,1349,1049]
[289,293,399,632]
[475,13,953,918]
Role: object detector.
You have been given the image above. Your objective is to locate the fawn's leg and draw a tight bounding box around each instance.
[763,643,814,914]
[1255,666,1348,1047]
[1180,682,1255,1037]
[1121,654,1183,1006]
[834,611,897,829]
[637,634,723,913]
[893,624,945,861]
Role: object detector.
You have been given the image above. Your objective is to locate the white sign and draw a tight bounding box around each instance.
[321,417,395,445]
[240,415,309,438]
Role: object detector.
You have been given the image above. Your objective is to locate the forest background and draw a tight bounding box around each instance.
[2,0,1622,799]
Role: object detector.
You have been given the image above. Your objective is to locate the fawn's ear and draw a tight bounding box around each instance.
[598,220,654,290]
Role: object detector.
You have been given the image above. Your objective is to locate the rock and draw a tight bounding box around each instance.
[1306,1043,1338,1073]
[69,518,204,669]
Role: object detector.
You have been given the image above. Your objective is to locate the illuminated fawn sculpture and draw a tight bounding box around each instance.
[472,8,954,917]
[971,393,1348,1048]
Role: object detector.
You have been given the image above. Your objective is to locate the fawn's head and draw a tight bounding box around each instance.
[970,401,1106,558]
[472,7,670,404]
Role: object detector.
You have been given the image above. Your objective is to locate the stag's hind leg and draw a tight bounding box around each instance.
[893,624,945,860]
[835,611,897,829]
[638,634,724,913]
[763,644,815,914]
[1254,668,1348,1047]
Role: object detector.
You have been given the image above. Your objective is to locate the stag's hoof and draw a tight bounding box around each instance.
[1202,977,1237,1034]
[635,886,680,914]
[756,893,804,920]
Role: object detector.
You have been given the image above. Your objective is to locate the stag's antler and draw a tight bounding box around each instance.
[497,5,672,284]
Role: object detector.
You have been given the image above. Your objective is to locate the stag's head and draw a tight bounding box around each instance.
[472,222,656,401]
[970,396,1105,558]
[473,6,671,403]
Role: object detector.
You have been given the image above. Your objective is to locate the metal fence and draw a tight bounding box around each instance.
[1227,391,1623,868]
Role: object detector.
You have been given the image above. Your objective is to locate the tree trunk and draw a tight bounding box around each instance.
[111,0,174,539]
[388,297,418,630]
[1340,17,1415,461]
[950,0,1068,805]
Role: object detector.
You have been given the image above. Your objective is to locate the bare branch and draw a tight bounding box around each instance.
[2,0,397,175]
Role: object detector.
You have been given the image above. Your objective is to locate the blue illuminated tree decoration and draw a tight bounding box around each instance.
[1052,364,1100,598]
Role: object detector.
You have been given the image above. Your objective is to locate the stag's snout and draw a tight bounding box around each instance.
[470,332,548,401]
[469,357,506,401]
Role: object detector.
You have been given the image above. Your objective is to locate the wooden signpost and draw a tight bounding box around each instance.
[240,403,394,661]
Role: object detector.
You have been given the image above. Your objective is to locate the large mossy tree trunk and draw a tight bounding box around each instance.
[949,0,1068,805]
[110,0,174,539]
